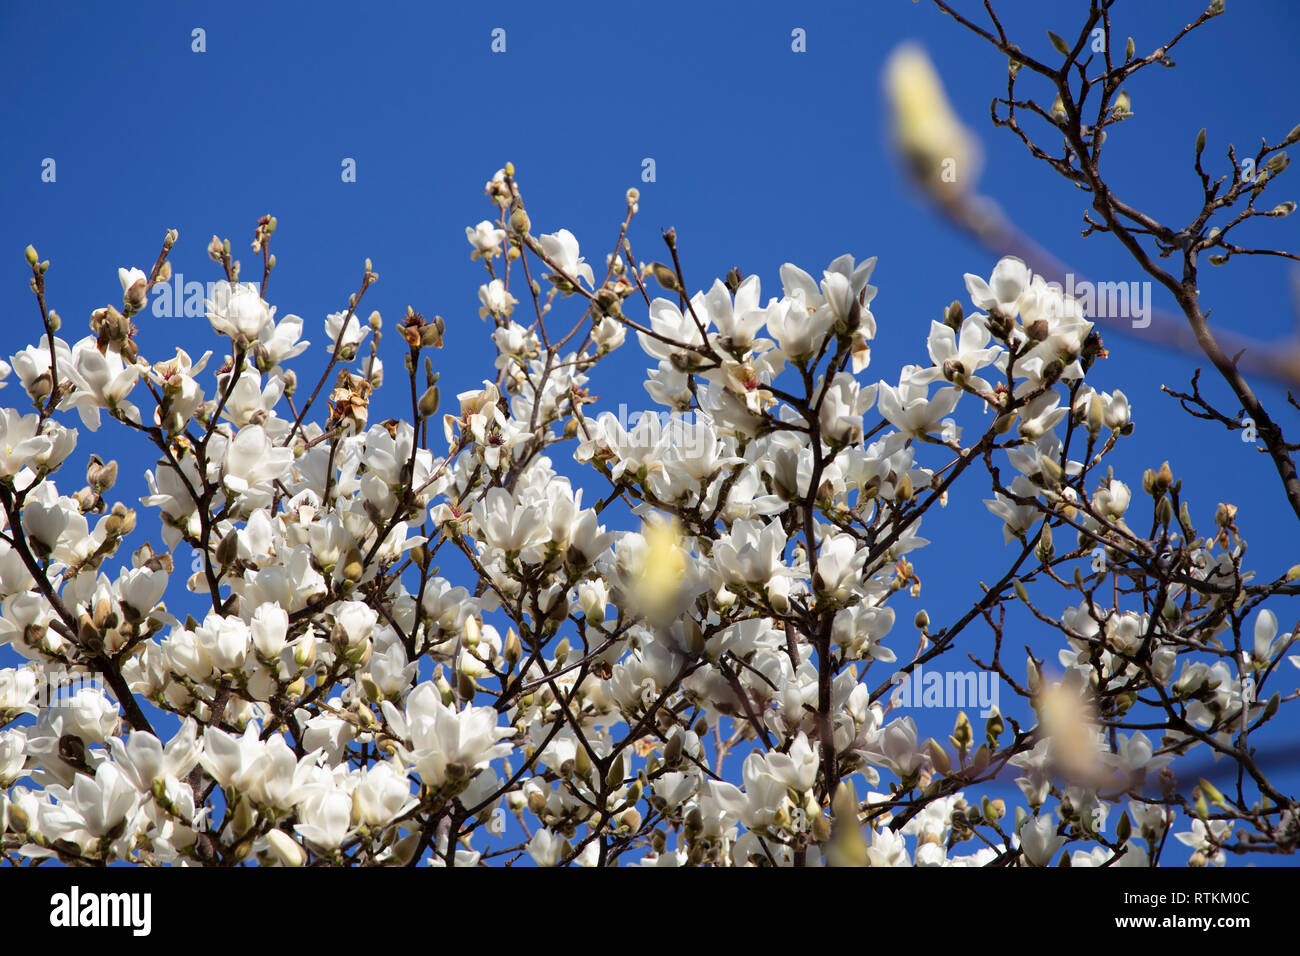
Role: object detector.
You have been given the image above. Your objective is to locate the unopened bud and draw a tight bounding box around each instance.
[418,385,440,417]
[649,262,680,291]
[341,546,364,583]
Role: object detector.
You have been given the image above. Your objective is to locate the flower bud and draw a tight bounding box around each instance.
[649,262,680,292]
[341,546,364,583]
[925,738,951,775]
[265,828,305,867]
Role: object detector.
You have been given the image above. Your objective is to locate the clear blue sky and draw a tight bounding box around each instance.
[3,0,1299,864]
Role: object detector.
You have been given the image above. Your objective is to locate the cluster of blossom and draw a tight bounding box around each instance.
[0,170,1291,868]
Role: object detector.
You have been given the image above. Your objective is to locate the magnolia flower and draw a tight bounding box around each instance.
[1106,731,1173,778]
[107,722,201,793]
[40,762,140,846]
[1253,609,1287,664]
[922,316,1001,391]
[699,276,765,353]
[118,267,148,311]
[258,313,310,365]
[352,762,417,827]
[221,424,293,494]
[325,310,370,352]
[466,220,506,259]
[637,297,708,368]
[149,347,210,427]
[1018,813,1066,866]
[814,533,866,602]
[528,828,566,867]
[876,366,959,439]
[382,683,513,788]
[68,339,141,430]
[10,337,78,402]
[764,296,832,364]
[765,732,818,792]
[250,603,290,658]
[0,728,26,786]
[1093,478,1131,520]
[538,229,594,289]
[472,487,548,555]
[965,257,1031,318]
[479,279,518,320]
[0,409,61,477]
[1174,819,1231,866]
[206,281,271,341]
[819,372,878,445]
[576,579,609,624]
[592,316,625,353]
[295,789,354,851]
[195,613,251,671]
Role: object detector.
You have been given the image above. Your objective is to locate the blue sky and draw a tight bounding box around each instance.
[3,0,1299,864]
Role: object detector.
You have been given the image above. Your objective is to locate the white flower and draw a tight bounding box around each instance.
[700,276,765,353]
[1106,731,1173,777]
[42,762,139,845]
[265,828,306,866]
[250,603,290,658]
[325,311,371,352]
[0,668,38,716]
[1253,609,1286,663]
[352,762,417,827]
[820,372,878,444]
[0,409,59,476]
[117,566,167,620]
[472,486,549,555]
[964,256,1031,317]
[68,339,141,430]
[592,316,625,353]
[382,683,514,788]
[60,686,121,744]
[765,732,818,792]
[527,828,566,867]
[876,366,958,439]
[478,279,518,320]
[332,600,378,651]
[1017,813,1066,866]
[118,267,148,296]
[874,717,923,777]
[764,297,832,364]
[985,475,1041,543]
[295,789,354,851]
[195,613,251,671]
[466,220,506,260]
[814,533,866,602]
[221,424,293,494]
[206,281,271,341]
[1093,478,1131,520]
[1174,819,1231,865]
[0,728,26,786]
[258,313,310,365]
[576,579,608,625]
[538,229,594,289]
[921,316,1001,391]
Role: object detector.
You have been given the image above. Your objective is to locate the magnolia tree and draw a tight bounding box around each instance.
[2,4,1299,869]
